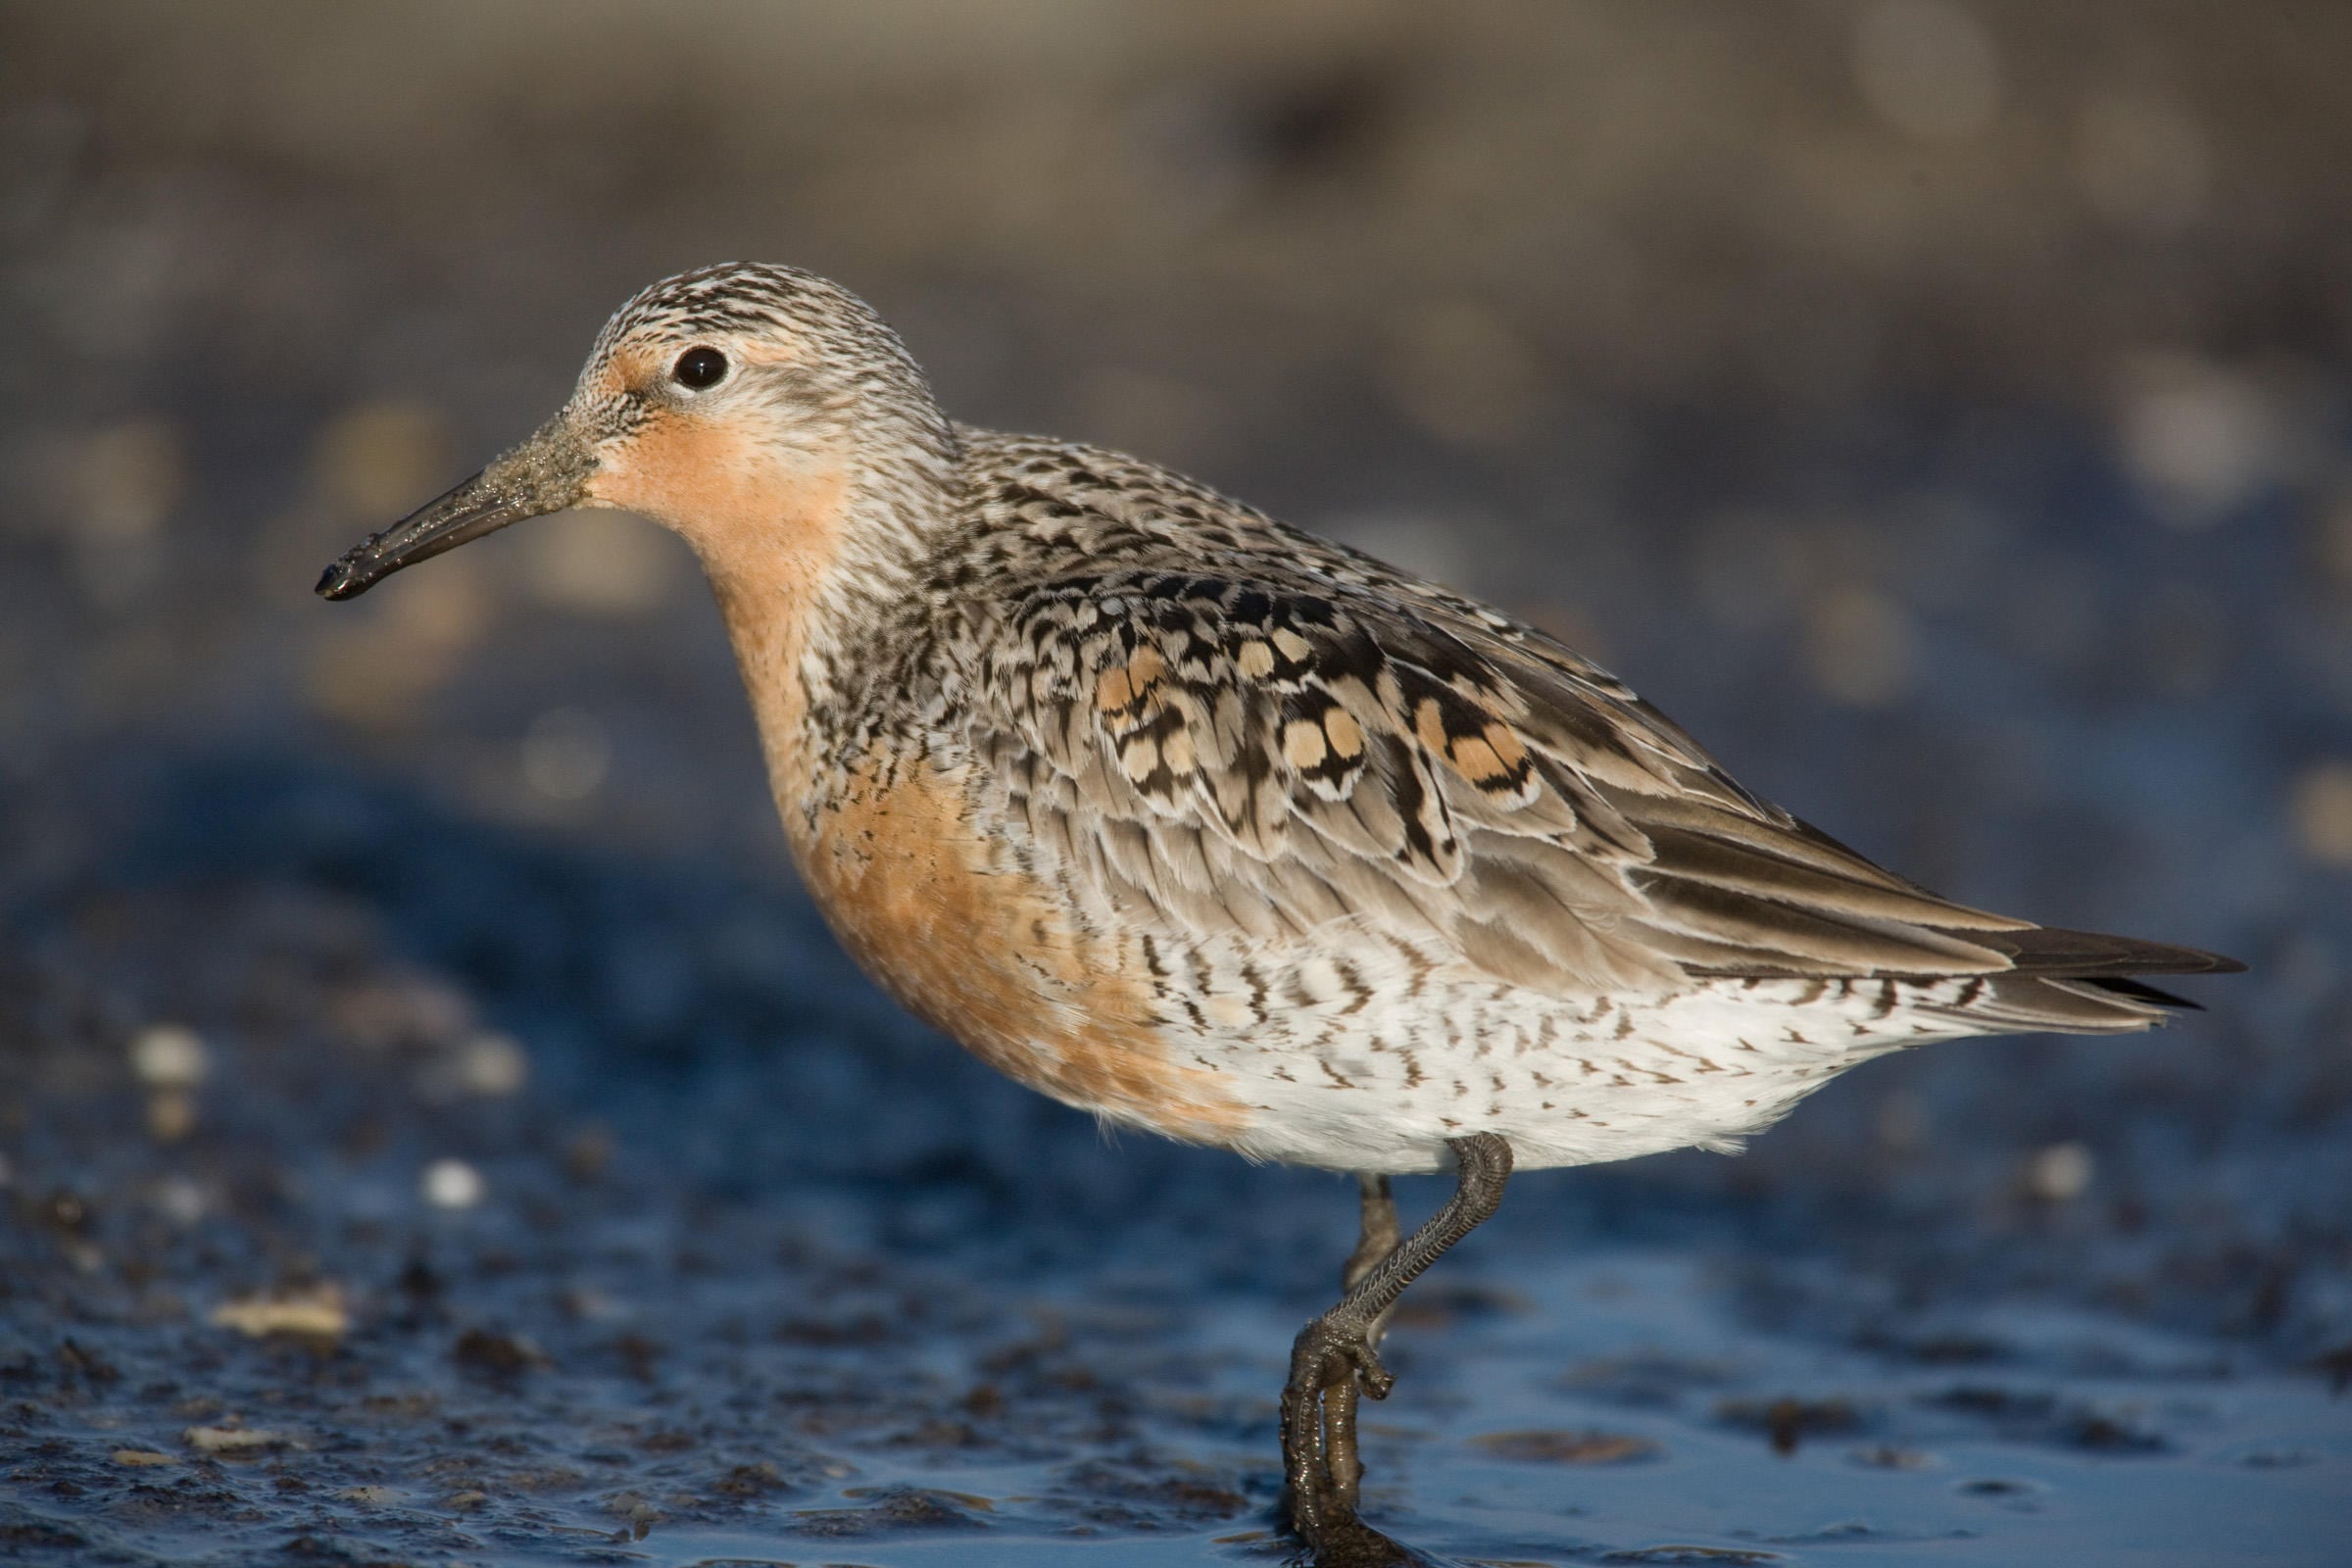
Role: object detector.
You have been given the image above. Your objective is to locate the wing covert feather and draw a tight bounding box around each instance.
[966,565,2068,997]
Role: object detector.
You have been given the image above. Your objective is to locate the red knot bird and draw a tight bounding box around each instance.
[319,262,2241,1553]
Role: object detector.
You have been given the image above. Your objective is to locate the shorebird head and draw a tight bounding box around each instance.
[317,263,953,603]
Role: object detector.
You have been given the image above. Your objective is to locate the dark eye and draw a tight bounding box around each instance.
[672,347,728,389]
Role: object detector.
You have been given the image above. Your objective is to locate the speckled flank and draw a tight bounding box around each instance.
[500,262,2235,1175]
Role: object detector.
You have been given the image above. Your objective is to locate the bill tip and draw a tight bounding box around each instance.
[316,561,365,600]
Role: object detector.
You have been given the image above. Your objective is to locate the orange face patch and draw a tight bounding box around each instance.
[580,342,839,565]
[587,412,845,573]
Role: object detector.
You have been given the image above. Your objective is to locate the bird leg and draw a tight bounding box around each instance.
[1321,1174,1400,1509]
[1281,1133,1513,1548]
[1344,1174,1403,1291]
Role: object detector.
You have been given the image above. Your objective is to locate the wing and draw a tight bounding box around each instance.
[969,564,2232,1002]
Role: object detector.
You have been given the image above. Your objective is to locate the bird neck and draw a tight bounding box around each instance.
[695,422,959,808]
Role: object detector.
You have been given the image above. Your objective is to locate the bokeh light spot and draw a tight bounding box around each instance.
[1852,0,2003,142]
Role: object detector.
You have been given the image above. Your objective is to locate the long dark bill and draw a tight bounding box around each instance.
[316,416,591,601]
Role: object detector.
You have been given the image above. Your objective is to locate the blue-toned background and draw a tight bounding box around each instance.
[4,6,2347,1563]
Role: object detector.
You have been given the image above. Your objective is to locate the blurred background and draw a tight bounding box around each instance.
[4,5,2348,1563]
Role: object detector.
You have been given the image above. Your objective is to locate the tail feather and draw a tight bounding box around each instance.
[1925,974,2175,1035]
[1980,924,2244,980]
[1902,926,2239,1037]
[2080,974,2202,1010]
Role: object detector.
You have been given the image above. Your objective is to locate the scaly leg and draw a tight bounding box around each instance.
[1343,1174,1401,1291]
[1280,1133,1513,1548]
[1323,1173,1400,1509]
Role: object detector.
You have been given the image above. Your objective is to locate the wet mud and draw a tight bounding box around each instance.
[3,759,2346,1566]
[7,7,2352,1563]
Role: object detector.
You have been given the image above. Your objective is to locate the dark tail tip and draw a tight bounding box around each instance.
[2082,975,2202,1010]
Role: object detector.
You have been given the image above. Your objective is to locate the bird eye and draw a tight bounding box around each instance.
[672,347,728,390]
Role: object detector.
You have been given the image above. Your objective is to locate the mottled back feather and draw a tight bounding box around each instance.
[855,429,2234,1016]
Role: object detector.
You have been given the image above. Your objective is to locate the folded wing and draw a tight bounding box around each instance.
[971,564,2236,1028]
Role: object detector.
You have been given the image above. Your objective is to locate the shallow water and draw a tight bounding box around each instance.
[2,762,2345,1566]
[10,1215,2348,1567]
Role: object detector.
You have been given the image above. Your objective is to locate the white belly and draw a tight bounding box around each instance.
[1151,972,1984,1175]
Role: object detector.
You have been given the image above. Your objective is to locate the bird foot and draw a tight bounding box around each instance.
[1280,1137,1511,1556]
[1281,1310,1394,1542]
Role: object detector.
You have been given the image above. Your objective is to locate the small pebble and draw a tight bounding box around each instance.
[209,1283,350,1339]
[422,1158,485,1209]
[453,1032,529,1097]
[2023,1142,2095,1201]
[184,1425,291,1455]
[130,1024,209,1088]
